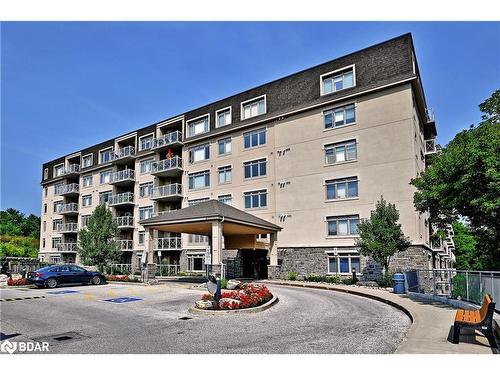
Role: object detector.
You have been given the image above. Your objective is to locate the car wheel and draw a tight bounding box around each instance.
[91,276,101,285]
[46,278,58,288]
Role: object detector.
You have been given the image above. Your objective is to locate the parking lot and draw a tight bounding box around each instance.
[0,281,411,354]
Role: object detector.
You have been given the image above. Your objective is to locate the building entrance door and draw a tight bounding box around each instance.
[241,250,268,279]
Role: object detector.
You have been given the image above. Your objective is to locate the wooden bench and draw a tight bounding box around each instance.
[453,294,497,348]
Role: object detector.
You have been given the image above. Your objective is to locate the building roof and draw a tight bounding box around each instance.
[139,200,282,232]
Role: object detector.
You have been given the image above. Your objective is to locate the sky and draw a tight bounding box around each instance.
[1,22,499,216]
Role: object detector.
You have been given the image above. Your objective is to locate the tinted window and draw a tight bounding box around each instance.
[70,266,86,273]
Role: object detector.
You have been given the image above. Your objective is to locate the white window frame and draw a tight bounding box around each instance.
[138,231,145,246]
[140,157,155,174]
[243,127,266,149]
[325,215,360,237]
[43,168,48,180]
[217,137,232,156]
[189,143,210,163]
[82,174,93,188]
[243,188,268,209]
[186,114,210,138]
[139,206,154,220]
[326,252,361,275]
[139,182,154,198]
[187,253,205,272]
[324,176,359,201]
[53,163,65,177]
[240,95,267,120]
[188,170,211,190]
[218,194,232,206]
[215,106,232,128]
[217,165,232,185]
[320,65,356,96]
[243,157,267,179]
[99,169,113,184]
[188,197,210,207]
[81,215,91,227]
[324,139,358,165]
[82,194,92,207]
[323,103,357,130]
[99,147,114,164]
[82,153,93,168]
[139,133,154,151]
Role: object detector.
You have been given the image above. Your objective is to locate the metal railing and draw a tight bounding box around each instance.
[153,237,182,250]
[63,164,80,175]
[110,146,135,161]
[404,269,500,310]
[152,210,175,217]
[155,264,181,276]
[118,239,133,250]
[56,203,79,214]
[152,131,182,149]
[55,183,79,195]
[151,156,183,174]
[426,107,435,122]
[55,223,78,233]
[54,243,77,252]
[110,169,135,183]
[106,263,133,275]
[109,192,134,206]
[115,216,134,227]
[424,139,437,154]
[152,183,182,199]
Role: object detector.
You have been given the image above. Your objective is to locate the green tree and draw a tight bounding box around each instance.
[0,208,40,258]
[355,196,411,275]
[451,221,480,270]
[411,90,500,270]
[77,204,121,269]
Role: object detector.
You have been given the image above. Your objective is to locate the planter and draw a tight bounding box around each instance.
[189,293,279,315]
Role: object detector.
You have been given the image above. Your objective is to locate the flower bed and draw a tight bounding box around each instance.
[7,277,31,286]
[198,283,273,310]
[106,274,130,282]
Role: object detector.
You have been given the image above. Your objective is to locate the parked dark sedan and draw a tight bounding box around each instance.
[27,264,106,288]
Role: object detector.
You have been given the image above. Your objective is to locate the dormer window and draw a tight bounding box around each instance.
[216,107,232,127]
[187,115,210,137]
[321,66,355,95]
[241,96,266,120]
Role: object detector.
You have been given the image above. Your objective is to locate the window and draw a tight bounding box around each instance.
[216,107,231,127]
[100,169,112,184]
[82,175,93,187]
[54,182,64,195]
[140,158,154,174]
[243,128,266,149]
[139,206,154,220]
[43,221,46,232]
[99,148,113,164]
[321,67,355,95]
[99,191,112,205]
[52,219,62,231]
[139,135,154,151]
[325,140,357,164]
[218,166,232,184]
[218,137,232,155]
[187,254,205,272]
[82,195,92,207]
[188,170,210,190]
[326,177,358,200]
[189,234,208,244]
[44,187,48,197]
[218,194,232,206]
[54,164,64,177]
[188,144,210,163]
[139,182,154,198]
[324,104,356,129]
[81,215,91,227]
[244,158,267,179]
[187,115,209,137]
[244,189,267,209]
[138,231,145,245]
[82,154,93,168]
[328,253,361,274]
[327,215,360,236]
[43,168,48,180]
[53,201,63,213]
[52,237,62,250]
[42,238,45,248]
[44,204,47,214]
[188,198,210,207]
[241,96,266,120]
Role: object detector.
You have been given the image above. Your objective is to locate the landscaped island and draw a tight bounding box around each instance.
[196,283,273,310]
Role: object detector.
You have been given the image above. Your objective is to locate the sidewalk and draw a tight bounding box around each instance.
[264,280,498,354]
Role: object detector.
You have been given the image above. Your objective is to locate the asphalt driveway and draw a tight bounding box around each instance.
[0,282,410,354]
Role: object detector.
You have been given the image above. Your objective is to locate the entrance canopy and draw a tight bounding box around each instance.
[139,199,282,236]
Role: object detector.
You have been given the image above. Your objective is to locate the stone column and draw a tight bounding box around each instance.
[267,232,279,279]
[211,220,223,276]
[147,228,155,264]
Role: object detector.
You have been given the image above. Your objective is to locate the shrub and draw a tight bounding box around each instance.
[7,277,30,286]
[341,277,354,285]
[377,272,394,288]
[220,278,228,289]
[106,274,129,282]
[305,274,342,284]
[287,271,297,281]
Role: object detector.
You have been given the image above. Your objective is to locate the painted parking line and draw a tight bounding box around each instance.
[0,296,46,302]
[104,297,142,304]
[47,290,79,295]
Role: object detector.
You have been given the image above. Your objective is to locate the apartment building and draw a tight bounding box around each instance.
[39,33,455,279]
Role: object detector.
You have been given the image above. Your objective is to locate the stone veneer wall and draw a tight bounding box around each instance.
[269,245,433,281]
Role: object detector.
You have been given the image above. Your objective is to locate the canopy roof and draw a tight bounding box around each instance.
[139,200,282,235]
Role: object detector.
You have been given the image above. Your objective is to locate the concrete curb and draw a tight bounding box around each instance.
[188,293,279,315]
[264,280,413,322]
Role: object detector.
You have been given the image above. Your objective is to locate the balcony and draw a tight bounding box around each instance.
[151,183,182,202]
[425,107,435,122]
[150,156,183,177]
[118,239,134,251]
[109,192,134,207]
[55,223,78,234]
[110,146,135,164]
[151,131,183,150]
[116,216,134,228]
[62,164,80,177]
[424,138,437,155]
[54,243,77,253]
[152,209,176,217]
[109,169,135,186]
[153,237,182,250]
[56,203,79,215]
[56,183,80,197]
